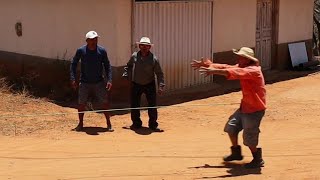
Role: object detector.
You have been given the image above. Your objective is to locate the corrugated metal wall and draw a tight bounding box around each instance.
[134,1,213,91]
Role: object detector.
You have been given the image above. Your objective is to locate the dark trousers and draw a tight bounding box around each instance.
[130,81,158,128]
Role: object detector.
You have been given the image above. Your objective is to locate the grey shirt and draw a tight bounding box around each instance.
[125,51,165,87]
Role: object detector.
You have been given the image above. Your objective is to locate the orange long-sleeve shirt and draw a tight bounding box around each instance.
[211,63,266,113]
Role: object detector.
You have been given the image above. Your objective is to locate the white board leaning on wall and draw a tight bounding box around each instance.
[288,42,308,67]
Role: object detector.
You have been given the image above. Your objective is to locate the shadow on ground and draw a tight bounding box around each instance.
[190,162,262,179]
[72,126,114,136]
[122,126,164,135]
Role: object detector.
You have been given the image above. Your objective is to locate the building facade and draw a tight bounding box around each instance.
[0,0,315,101]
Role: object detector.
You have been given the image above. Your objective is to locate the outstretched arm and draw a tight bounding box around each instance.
[191,58,213,69]
[191,58,237,70]
[199,67,230,77]
[200,66,262,80]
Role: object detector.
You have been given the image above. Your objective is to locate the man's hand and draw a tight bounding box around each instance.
[199,67,217,77]
[158,86,164,95]
[71,81,78,90]
[106,82,112,91]
[191,57,213,70]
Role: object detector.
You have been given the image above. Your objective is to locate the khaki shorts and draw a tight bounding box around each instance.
[224,109,265,147]
[78,81,108,105]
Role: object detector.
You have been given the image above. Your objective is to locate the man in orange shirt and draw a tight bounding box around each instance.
[191,47,266,169]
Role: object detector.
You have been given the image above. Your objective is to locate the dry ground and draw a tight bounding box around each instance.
[0,72,320,180]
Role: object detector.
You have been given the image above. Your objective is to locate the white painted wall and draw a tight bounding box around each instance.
[0,0,132,66]
[1,0,313,65]
[213,0,257,53]
[278,0,314,44]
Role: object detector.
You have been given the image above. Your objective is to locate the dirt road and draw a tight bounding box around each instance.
[1,72,320,180]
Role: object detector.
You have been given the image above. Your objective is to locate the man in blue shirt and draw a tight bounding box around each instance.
[70,31,113,132]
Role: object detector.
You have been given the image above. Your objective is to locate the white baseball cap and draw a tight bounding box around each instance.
[86,31,100,39]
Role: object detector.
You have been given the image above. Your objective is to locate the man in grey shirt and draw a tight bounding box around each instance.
[123,37,165,131]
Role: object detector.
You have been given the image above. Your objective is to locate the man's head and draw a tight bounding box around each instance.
[233,47,259,68]
[86,31,99,48]
[137,37,153,53]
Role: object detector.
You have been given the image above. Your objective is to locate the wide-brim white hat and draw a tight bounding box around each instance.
[232,47,259,63]
[86,31,100,39]
[136,37,154,46]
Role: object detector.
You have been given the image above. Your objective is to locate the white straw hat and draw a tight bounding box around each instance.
[232,47,259,63]
[136,37,153,46]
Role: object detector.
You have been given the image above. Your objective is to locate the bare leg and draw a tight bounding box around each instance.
[74,104,86,131]
[103,103,113,132]
[228,133,239,147]
[249,146,257,153]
